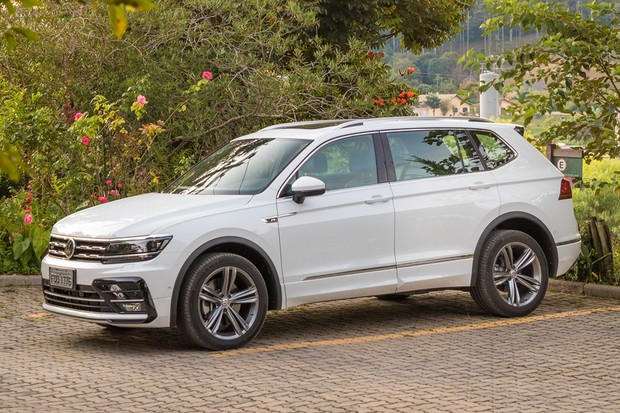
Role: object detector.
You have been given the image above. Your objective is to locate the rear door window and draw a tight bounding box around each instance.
[386,130,482,181]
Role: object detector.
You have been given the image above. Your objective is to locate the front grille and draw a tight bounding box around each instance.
[48,235,109,262]
[42,281,114,313]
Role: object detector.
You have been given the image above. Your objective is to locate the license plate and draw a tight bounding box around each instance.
[49,267,76,290]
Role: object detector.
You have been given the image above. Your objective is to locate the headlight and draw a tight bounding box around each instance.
[103,235,172,264]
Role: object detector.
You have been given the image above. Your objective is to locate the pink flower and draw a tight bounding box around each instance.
[98,196,108,203]
[136,95,148,106]
[24,213,33,225]
[117,183,123,189]
[106,180,113,186]
[74,112,83,121]
[81,136,90,145]
[202,71,213,81]
[110,189,120,197]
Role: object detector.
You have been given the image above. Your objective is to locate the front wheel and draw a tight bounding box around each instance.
[178,252,268,350]
[471,230,548,317]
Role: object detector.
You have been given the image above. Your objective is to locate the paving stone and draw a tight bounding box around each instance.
[1,286,619,412]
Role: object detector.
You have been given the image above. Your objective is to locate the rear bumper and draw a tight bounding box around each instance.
[556,239,581,276]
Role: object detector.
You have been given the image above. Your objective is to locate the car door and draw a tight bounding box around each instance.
[384,129,502,292]
[276,133,397,307]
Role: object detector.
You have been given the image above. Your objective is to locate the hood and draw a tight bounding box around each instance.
[52,193,252,238]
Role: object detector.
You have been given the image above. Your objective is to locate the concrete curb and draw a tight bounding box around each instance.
[1,276,619,299]
[548,279,620,299]
[0,275,40,287]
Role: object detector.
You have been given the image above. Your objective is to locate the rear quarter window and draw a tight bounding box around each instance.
[471,130,516,169]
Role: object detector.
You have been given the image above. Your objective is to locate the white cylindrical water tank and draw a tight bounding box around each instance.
[480,71,500,119]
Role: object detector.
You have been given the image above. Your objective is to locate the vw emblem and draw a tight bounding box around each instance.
[64,238,76,259]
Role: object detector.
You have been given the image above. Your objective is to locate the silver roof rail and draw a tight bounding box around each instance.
[260,116,495,131]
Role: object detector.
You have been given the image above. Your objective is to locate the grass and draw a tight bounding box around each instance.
[573,159,620,234]
[563,159,620,285]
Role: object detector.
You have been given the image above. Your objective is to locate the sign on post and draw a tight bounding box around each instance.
[546,144,583,178]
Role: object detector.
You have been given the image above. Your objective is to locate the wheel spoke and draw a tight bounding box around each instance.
[221,266,237,297]
[499,245,515,271]
[516,274,541,293]
[225,307,249,336]
[199,285,221,304]
[493,271,510,287]
[204,305,224,333]
[513,248,536,272]
[507,278,520,306]
[230,287,258,304]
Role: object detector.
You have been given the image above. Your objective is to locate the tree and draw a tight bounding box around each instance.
[1,0,415,198]
[426,94,441,116]
[312,0,476,51]
[463,0,620,159]
[0,0,155,49]
[0,0,155,181]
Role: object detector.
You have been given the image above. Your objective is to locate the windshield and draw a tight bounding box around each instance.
[165,138,310,195]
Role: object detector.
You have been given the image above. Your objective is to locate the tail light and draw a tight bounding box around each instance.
[559,177,573,200]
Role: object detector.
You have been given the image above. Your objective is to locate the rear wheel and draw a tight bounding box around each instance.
[471,230,548,317]
[178,252,268,350]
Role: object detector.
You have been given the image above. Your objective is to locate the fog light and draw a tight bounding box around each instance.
[118,302,146,312]
[110,284,127,300]
[92,277,157,321]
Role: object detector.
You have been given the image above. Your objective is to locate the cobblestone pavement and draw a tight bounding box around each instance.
[1,286,619,413]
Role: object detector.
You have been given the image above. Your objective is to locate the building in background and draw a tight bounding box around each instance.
[414,94,476,117]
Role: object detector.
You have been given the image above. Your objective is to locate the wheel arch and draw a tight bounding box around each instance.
[170,237,282,326]
[471,212,558,287]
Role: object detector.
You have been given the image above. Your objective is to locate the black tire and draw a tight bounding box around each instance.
[178,252,268,350]
[376,293,411,301]
[471,230,548,317]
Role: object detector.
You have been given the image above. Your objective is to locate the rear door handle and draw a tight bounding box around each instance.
[468,181,492,190]
[365,195,392,204]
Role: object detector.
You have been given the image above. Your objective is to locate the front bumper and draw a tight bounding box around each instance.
[42,277,157,324]
[41,253,179,327]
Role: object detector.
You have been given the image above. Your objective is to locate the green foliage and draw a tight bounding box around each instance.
[564,225,619,286]
[572,159,620,234]
[0,187,51,274]
[564,159,620,285]
[0,0,424,274]
[463,0,620,160]
[386,50,474,94]
[0,143,22,182]
[5,0,413,154]
[100,0,156,38]
[0,0,155,48]
[313,0,475,52]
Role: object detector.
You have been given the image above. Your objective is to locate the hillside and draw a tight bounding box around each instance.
[382,0,590,94]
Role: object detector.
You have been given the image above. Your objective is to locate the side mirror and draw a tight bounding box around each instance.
[291,176,326,204]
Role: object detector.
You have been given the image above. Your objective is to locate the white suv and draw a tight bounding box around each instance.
[41,117,581,350]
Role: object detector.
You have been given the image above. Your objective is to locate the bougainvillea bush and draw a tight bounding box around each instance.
[0,82,170,273]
